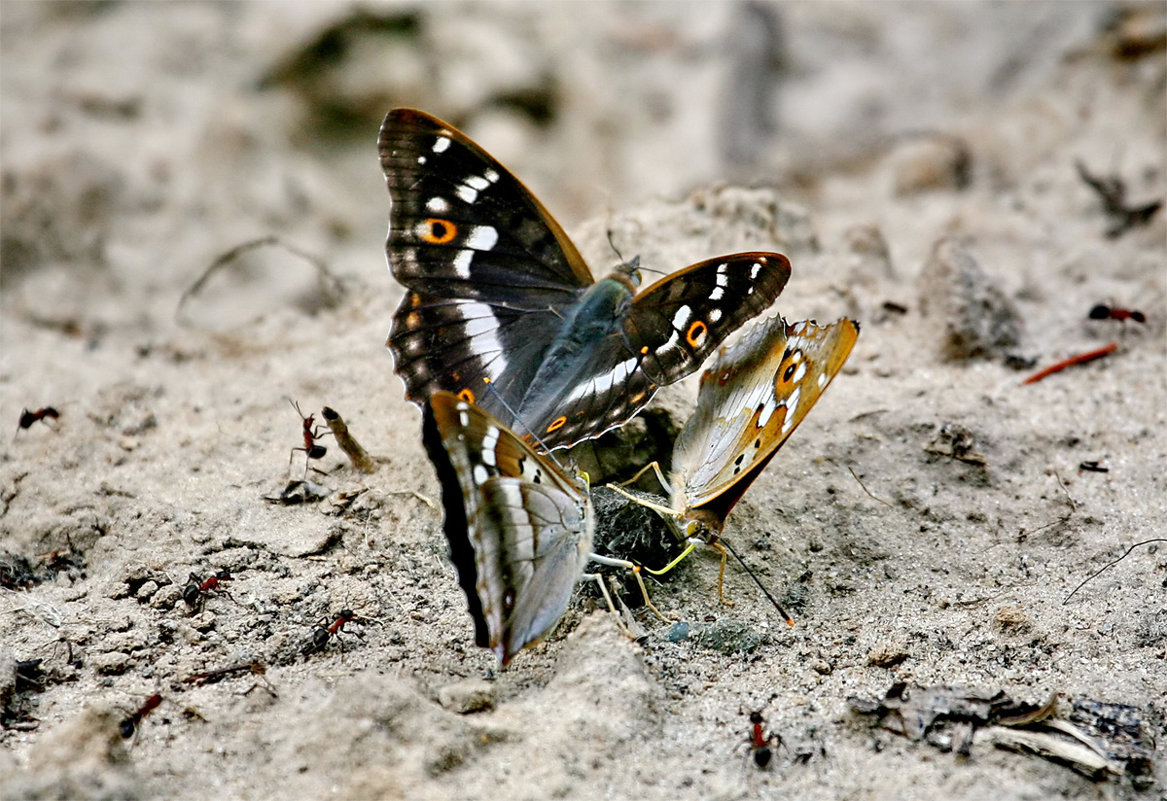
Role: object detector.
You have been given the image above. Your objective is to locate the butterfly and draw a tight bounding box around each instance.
[423,389,657,665]
[615,316,858,604]
[379,108,791,451]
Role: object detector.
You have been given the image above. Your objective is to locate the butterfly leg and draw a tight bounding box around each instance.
[710,541,736,606]
[587,553,669,622]
[603,483,678,519]
[583,572,640,641]
[614,461,671,495]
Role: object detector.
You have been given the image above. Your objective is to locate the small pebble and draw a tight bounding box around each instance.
[866,643,908,668]
[437,679,495,714]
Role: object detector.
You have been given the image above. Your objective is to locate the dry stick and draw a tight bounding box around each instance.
[1025,471,1077,537]
[1022,343,1118,385]
[1062,539,1167,605]
[183,661,266,686]
[848,466,893,507]
[176,235,343,326]
[321,407,375,473]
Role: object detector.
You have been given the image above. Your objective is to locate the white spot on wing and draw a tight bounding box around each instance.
[671,306,691,330]
[484,168,500,183]
[456,184,478,203]
[455,302,508,377]
[465,225,498,250]
[432,137,451,153]
[417,156,427,165]
[710,308,723,323]
[453,250,473,278]
[473,464,489,485]
[781,387,802,434]
[482,427,499,466]
[563,356,639,404]
[792,362,807,383]
[750,261,763,279]
[710,286,724,301]
[817,373,828,388]
[716,265,729,288]
[466,175,491,191]
[757,398,778,427]
[426,196,449,212]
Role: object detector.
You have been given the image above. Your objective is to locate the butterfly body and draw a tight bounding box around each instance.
[424,391,594,664]
[667,316,860,540]
[380,108,791,449]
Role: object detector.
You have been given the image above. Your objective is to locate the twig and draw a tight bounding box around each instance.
[1022,343,1117,385]
[321,407,375,473]
[848,466,893,507]
[177,235,343,326]
[1024,472,1077,537]
[1063,539,1167,605]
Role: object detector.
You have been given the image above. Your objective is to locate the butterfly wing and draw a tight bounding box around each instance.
[381,109,594,415]
[383,108,792,452]
[670,317,859,532]
[516,253,792,449]
[380,108,593,297]
[423,391,593,665]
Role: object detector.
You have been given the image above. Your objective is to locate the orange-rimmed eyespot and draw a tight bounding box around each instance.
[458,388,476,404]
[419,218,458,244]
[777,350,802,385]
[686,320,708,348]
[546,416,567,433]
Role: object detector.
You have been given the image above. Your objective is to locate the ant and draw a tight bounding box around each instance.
[289,400,328,474]
[742,700,783,769]
[1088,304,1146,324]
[302,608,357,655]
[120,693,162,739]
[16,407,59,435]
[182,570,233,611]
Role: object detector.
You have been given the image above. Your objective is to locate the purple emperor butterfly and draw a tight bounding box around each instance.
[424,390,658,665]
[380,109,791,451]
[615,316,858,604]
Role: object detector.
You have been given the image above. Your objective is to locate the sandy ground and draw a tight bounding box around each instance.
[1,2,1165,800]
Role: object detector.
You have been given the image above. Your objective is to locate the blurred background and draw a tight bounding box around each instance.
[6,0,1159,340]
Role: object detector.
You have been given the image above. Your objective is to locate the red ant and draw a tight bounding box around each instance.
[16,407,59,435]
[302,608,357,654]
[1088,304,1146,324]
[289,400,328,473]
[120,693,162,739]
[742,701,782,769]
[182,570,233,610]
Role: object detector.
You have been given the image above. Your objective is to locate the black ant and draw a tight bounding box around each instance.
[120,693,162,739]
[302,608,357,655]
[182,570,233,611]
[1088,304,1146,324]
[16,407,59,435]
[289,400,328,473]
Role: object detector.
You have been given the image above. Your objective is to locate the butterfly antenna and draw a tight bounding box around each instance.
[721,539,794,626]
[605,228,625,262]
